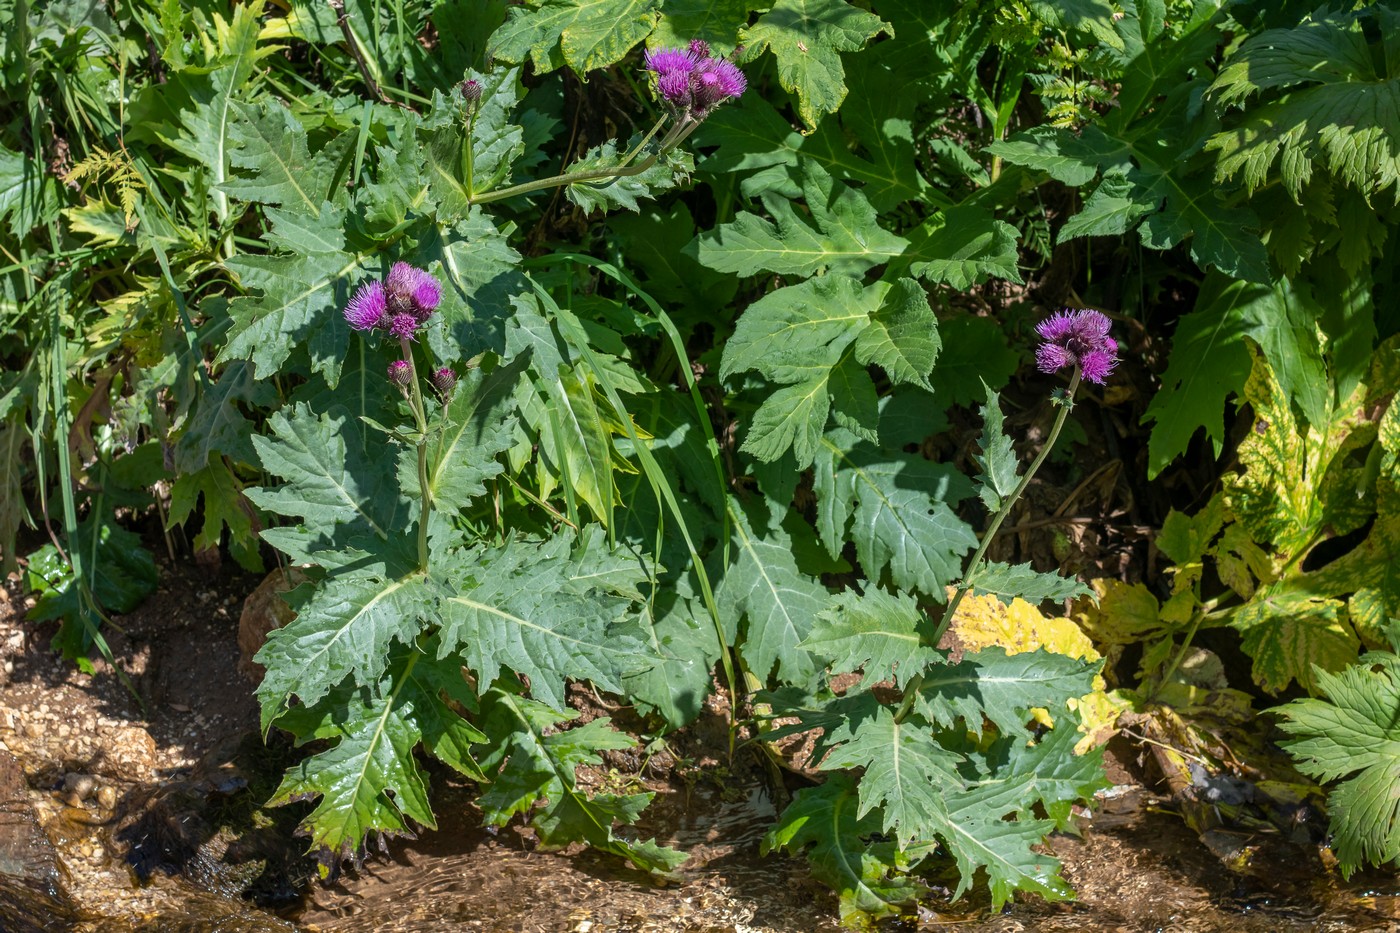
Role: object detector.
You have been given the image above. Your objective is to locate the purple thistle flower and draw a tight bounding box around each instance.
[645,43,745,114]
[657,70,693,103]
[645,46,698,79]
[387,312,420,341]
[693,58,746,110]
[1034,309,1118,385]
[345,280,387,331]
[388,360,412,387]
[386,261,442,320]
[459,79,482,104]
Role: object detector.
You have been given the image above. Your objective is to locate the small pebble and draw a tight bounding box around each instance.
[96,785,117,810]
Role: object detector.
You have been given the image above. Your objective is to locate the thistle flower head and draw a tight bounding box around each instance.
[1034,309,1118,385]
[693,58,747,110]
[387,261,442,320]
[387,312,420,341]
[345,280,387,331]
[388,360,412,387]
[432,366,458,397]
[644,43,745,114]
[344,263,443,342]
[459,79,482,104]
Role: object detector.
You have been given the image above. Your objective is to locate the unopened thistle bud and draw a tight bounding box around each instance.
[459,79,482,105]
[388,360,412,387]
[432,366,458,397]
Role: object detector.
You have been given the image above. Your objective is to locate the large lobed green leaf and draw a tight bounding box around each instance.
[475,687,686,872]
[436,529,660,712]
[813,429,977,602]
[1275,628,1400,877]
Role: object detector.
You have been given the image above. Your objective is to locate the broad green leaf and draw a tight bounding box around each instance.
[608,202,738,311]
[696,95,928,210]
[828,355,879,443]
[489,0,661,74]
[167,461,262,572]
[933,775,1073,909]
[973,383,1018,512]
[813,431,977,601]
[247,403,406,540]
[926,315,1020,408]
[255,575,434,729]
[720,274,875,466]
[405,356,524,514]
[0,142,59,237]
[983,722,1110,831]
[1056,172,1155,240]
[550,364,618,527]
[1231,587,1359,695]
[985,126,1108,187]
[1208,8,1400,206]
[763,775,920,922]
[738,0,891,131]
[821,701,961,846]
[650,0,755,52]
[173,361,276,473]
[715,497,829,684]
[476,688,686,872]
[135,3,276,227]
[221,101,336,213]
[219,203,362,384]
[267,648,484,860]
[803,588,940,690]
[905,205,1023,288]
[621,596,718,729]
[852,278,939,391]
[437,532,657,712]
[1140,276,1255,479]
[964,561,1093,604]
[1276,638,1400,876]
[916,647,1099,738]
[693,162,907,277]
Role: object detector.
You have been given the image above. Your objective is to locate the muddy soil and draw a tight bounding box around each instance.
[1,560,1399,933]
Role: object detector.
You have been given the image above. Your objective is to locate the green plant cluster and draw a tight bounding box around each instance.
[3,0,1400,923]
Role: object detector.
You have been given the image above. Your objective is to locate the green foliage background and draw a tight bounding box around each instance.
[3,0,1400,921]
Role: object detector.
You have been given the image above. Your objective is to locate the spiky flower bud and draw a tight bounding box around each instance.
[432,366,457,397]
[459,79,482,104]
[388,360,412,387]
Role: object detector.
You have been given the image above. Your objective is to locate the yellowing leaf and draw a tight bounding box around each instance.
[950,592,1099,665]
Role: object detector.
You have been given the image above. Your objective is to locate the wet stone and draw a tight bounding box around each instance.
[0,749,82,931]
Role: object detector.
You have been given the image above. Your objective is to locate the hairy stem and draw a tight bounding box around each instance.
[400,338,432,571]
[894,367,1084,724]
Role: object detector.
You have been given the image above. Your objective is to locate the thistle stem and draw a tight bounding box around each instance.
[469,116,696,207]
[894,367,1084,724]
[401,338,432,571]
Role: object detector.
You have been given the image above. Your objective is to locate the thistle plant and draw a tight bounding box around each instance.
[764,309,1116,918]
